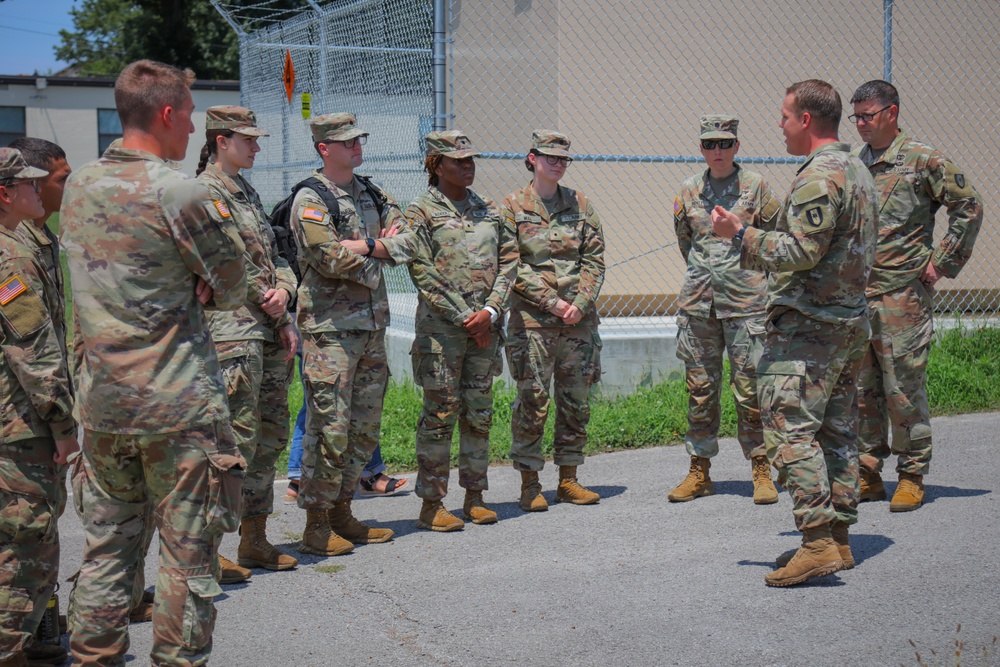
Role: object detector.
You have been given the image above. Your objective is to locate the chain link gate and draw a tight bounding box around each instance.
[213,0,998,340]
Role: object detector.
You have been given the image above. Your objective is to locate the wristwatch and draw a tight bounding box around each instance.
[365,238,376,256]
[731,225,746,250]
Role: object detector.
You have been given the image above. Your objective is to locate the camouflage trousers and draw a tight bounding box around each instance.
[218,338,294,518]
[857,280,934,476]
[299,329,388,510]
[68,423,244,667]
[411,330,503,502]
[0,438,64,659]
[676,311,766,460]
[506,326,602,472]
[757,308,867,531]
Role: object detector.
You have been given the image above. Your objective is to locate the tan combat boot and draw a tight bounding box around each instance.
[765,526,845,587]
[0,651,26,667]
[299,509,355,556]
[217,554,252,584]
[129,589,155,623]
[463,491,498,525]
[519,471,548,512]
[238,514,299,570]
[328,499,394,544]
[751,455,779,505]
[859,468,886,502]
[416,500,465,532]
[555,466,600,505]
[776,521,855,570]
[889,472,925,512]
[667,456,714,502]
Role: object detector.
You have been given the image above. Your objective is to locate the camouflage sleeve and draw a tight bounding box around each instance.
[485,205,520,316]
[404,203,474,326]
[203,180,268,308]
[507,205,561,313]
[166,180,247,312]
[572,200,606,314]
[268,222,298,298]
[741,178,836,273]
[378,201,418,266]
[925,154,984,278]
[290,188,381,290]
[0,259,76,439]
[756,181,784,232]
[674,194,692,261]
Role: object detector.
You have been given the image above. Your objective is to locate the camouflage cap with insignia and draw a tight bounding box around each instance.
[531,130,572,157]
[0,148,48,185]
[699,115,739,140]
[310,113,368,143]
[424,130,480,158]
[206,106,269,137]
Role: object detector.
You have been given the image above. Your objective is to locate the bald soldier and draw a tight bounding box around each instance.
[848,80,983,512]
[713,80,877,587]
[289,113,415,556]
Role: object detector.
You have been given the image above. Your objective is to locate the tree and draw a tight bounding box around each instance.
[55,0,241,79]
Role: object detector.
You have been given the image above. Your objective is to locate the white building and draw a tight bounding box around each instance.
[0,74,240,175]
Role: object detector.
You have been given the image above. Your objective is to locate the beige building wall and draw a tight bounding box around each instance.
[450,0,998,314]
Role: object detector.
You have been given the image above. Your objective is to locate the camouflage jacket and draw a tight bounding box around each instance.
[404,186,519,335]
[198,164,296,345]
[15,220,65,350]
[290,169,416,333]
[0,225,75,446]
[741,142,877,326]
[502,183,605,329]
[853,130,983,298]
[60,146,247,434]
[673,165,782,318]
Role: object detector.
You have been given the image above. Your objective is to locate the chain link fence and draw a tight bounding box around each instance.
[214,0,999,336]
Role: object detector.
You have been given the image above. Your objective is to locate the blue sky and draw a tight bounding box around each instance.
[0,0,78,75]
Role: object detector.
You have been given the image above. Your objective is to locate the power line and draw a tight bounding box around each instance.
[0,24,60,37]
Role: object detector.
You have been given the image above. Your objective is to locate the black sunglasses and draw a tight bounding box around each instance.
[701,139,736,150]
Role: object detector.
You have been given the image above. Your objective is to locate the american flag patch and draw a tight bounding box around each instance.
[0,276,27,305]
[302,208,325,222]
[213,200,232,218]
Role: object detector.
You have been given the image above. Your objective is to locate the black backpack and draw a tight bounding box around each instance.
[268,175,388,283]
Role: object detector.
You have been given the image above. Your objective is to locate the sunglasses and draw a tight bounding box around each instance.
[327,136,367,149]
[701,139,736,150]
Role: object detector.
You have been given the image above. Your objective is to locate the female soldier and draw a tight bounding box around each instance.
[196,106,299,577]
[502,130,605,512]
[406,131,518,531]
[668,115,782,505]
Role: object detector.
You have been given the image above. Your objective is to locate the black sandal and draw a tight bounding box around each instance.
[358,472,409,496]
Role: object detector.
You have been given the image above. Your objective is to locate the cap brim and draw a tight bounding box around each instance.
[13,166,48,180]
[233,127,269,137]
[701,131,737,140]
[330,128,367,141]
[440,149,480,159]
[536,147,571,157]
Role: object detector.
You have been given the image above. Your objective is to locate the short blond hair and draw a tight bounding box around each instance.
[115,59,196,131]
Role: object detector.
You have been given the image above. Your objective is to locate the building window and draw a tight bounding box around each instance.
[0,107,26,146]
[98,109,122,156]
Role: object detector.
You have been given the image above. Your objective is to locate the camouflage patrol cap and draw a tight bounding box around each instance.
[205,106,269,137]
[531,130,571,157]
[310,113,368,143]
[699,115,739,140]
[0,148,48,185]
[424,130,479,158]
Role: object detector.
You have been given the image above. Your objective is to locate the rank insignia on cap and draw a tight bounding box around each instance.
[213,201,231,218]
[302,208,326,222]
[0,276,26,305]
[673,197,683,215]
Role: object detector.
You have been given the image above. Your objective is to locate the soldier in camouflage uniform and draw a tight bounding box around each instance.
[405,131,518,531]
[60,60,247,666]
[848,80,983,512]
[669,115,782,506]
[713,80,877,587]
[0,149,77,667]
[289,113,415,556]
[502,131,605,512]
[196,106,299,577]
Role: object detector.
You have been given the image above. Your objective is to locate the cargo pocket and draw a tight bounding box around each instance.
[675,313,697,363]
[0,489,55,544]
[771,443,819,475]
[504,330,530,382]
[742,317,767,373]
[205,453,245,535]
[491,330,506,378]
[891,318,933,360]
[587,330,603,384]
[410,336,446,389]
[755,359,806,429]
[182,575,223,650]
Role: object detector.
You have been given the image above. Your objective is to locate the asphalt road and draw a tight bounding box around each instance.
[54,412,1000,666]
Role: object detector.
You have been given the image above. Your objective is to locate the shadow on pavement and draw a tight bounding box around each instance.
[905,483,990,505]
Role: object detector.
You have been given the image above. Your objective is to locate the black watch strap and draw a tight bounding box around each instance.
[731,226,746,249]
[365,237,376,256]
